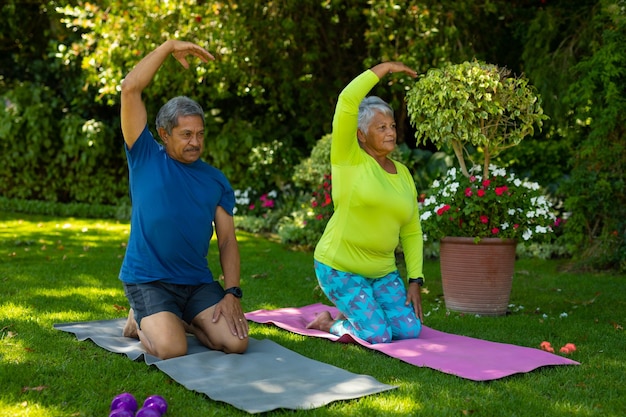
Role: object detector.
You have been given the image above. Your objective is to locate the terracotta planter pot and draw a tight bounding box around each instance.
[439,236,517,316]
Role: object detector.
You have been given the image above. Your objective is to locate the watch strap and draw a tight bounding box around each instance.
[408,278,424,287]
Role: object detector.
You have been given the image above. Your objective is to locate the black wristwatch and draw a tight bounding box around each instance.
[408,278,424,287]
[224,286,243,298]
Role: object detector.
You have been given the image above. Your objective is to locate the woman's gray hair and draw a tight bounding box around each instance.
[155,96,205,135]
[358,96,394,132]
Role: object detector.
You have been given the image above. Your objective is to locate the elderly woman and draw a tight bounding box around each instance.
[306,62,425,344]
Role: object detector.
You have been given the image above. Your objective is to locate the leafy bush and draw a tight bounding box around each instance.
[0,82,128,205]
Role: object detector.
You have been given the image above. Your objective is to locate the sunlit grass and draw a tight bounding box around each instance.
[1,210,625,416]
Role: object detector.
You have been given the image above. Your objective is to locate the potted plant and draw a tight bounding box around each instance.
[406,60,555,315]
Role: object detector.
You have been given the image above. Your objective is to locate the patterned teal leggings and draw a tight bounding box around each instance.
[314,260,422,344]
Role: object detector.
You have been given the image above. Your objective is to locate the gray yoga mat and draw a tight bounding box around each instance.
[54,319,396,414]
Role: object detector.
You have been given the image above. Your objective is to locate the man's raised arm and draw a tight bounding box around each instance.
[120,40,214,149]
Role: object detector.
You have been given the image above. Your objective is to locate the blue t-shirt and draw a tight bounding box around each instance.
[119,125,235,285]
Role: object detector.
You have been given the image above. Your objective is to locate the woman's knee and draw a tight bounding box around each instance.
[357,324,392,344]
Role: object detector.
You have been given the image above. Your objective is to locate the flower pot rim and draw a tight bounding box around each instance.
[441,236,518,246]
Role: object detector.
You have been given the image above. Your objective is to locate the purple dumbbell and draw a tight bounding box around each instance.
[109,392,137,417]
[109,410,134,417]
[136,395,168,416]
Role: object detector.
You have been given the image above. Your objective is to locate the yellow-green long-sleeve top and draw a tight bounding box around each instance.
[314,69,424,280]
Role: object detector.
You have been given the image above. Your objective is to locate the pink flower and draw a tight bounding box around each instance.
[480,215,489,224]
[469,175,477,182]
[559,343,577,354]
[249,204,255,210]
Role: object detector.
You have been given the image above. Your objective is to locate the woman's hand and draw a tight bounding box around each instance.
[406,282,424,322]
[370,62,418,79]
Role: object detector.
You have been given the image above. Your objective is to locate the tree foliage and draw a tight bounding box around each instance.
[407,60,547,178]
[1,0,624,269]
[521,0,626,271]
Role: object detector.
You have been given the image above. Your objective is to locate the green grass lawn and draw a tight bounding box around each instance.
[1,211,624,416]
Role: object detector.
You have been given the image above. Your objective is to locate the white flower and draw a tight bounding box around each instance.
[500,222,510,230]
[560,312,568,318]
[523,229,533,240]
[421,211,433,221]
[507,208,516,215]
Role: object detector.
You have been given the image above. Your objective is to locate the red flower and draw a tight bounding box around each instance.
[480,215,489,224]
[495,186,508,196]
[316,214,324,221]
[482,179,491,187]
[464,187,473,197]
[436,204,451,216]
[311,200,318,208]
[491,227,499,234]
[477,189,485,197]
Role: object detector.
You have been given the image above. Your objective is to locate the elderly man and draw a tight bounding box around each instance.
[119,40,248,359]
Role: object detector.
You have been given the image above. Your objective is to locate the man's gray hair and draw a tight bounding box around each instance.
[358,96,394,133]
[155,96,205,135]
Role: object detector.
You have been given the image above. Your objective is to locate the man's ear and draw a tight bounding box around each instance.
[157,127,168,143]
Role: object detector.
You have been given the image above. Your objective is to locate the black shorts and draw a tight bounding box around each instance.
[123,281,225,327]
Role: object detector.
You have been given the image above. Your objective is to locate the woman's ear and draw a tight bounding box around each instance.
[357,129,366,143]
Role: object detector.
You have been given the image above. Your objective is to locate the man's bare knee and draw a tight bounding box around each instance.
[153,344,187,359]
[221,337,249,354]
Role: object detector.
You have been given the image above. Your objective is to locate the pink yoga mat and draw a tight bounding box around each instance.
[245,303,579,381]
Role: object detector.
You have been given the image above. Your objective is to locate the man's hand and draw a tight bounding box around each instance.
[212,294,248,339]
[169,40,215,69]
